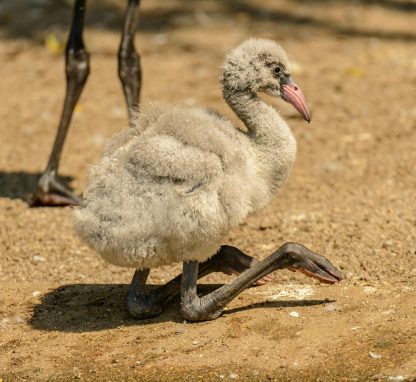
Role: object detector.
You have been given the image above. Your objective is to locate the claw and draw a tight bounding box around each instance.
[325,264,345,281]
[254,275,274,286]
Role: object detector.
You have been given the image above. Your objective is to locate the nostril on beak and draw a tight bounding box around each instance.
[294,86,298,90]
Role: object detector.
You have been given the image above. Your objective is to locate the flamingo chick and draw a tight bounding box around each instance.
[74,39,344,321]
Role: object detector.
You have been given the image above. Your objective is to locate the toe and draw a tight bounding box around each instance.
[312,255,345,281]
[254,274,274,286]
[31,192,79,207]
[288,257,342,284]
[294,267,339,284]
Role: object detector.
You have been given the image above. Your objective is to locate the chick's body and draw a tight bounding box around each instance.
[74,105,274,269]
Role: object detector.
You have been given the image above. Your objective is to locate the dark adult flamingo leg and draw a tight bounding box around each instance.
[118,0,142,119]
[32,0,142,206]
[32,0,89,206]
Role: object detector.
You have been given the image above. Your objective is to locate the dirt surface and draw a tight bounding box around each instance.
[0,0,415,381]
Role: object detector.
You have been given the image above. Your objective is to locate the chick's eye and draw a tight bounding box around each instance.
[273,66,281,76]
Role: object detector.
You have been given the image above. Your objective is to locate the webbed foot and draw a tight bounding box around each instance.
[31,172,81,207]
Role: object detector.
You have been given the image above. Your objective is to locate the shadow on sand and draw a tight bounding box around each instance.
[0,0,415,44]
[0,171,75,203]
[29,283,333,332]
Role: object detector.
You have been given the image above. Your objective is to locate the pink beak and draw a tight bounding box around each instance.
[281,77,311,123]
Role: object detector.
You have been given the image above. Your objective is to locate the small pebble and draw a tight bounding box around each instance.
[289,311,300,317]
[72,367,82,379]
[387,376,407,382]
[363,286,377,294]
[32,291,42,297]
[32,255,46,263]
[369,351,383,359]
[382,240,394,249]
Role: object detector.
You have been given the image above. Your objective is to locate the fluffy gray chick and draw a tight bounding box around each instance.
[74,39,343,322]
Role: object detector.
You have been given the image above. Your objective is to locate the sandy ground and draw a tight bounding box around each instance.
[0,0,415,381]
